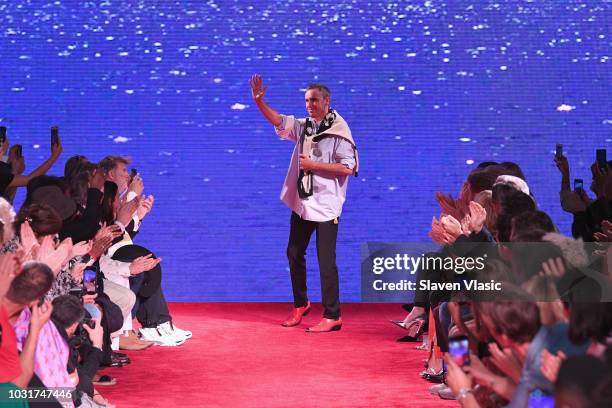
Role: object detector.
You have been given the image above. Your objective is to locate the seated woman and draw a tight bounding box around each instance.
[98,181,191,347]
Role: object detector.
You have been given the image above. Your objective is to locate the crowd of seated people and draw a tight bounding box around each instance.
[0,133,191,407]
[391,155,612,405]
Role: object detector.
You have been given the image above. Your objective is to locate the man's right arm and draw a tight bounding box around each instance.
[250,74,282,127]
[255,98,282,127]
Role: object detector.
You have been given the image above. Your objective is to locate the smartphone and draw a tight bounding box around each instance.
[596,149,607,171]
[555,144,563,159]
[69,287,84,299]
[0,126,6,144]
[83,268,97,295]
[51,126,59,146]
[448,335,470,367]
[574,178,583,191]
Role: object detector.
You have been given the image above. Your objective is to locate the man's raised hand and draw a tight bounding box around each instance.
[249,74,267,101]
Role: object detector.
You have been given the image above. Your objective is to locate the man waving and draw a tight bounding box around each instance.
[249,74,358,332]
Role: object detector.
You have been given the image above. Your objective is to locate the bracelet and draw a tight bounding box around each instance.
[457,387,473,401]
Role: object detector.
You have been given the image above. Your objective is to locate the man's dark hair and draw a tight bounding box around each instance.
[6,262,54,305]
[307,83,331,98]
[478,286,541,343]
[495,191,537,242]
[499,162,526,181]
[556,355,609,405]
[569,302,612,344]
[476,161,499,169]
[500,190,536,215]
[492,183,517,206]
[511,211,556,239]
[468,165,506,194]
[51,295,85,329]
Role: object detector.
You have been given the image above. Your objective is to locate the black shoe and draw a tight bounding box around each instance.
[423,371,445,383]
[112,353,131,364]
[101,360,124,368]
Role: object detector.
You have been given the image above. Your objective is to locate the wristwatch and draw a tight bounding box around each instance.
[457,387,473,402]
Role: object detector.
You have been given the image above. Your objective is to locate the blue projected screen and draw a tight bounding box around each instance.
[1,1,610,301]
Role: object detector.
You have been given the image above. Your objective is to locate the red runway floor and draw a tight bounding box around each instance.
[101,303,457,408]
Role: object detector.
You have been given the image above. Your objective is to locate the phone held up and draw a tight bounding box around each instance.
[448,335,470,367]
[574,178,584,191]
[596,149,607,172]
[51,126,59,147]
[83,268,97,296]
[555,144,563,159]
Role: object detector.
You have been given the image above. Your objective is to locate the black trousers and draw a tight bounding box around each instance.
[130,273,171,328]
[287,211,341,319]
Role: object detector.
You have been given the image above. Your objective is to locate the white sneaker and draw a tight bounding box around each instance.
[170,322,192,339]
[157,322,189,344]
[139,327,184,346]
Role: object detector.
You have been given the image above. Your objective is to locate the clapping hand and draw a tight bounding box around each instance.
[429,217,448,245]
[20,221,39,259]
[117,196,141,226]
[137,195,154,220]
[440,214,463,242]
[249,74,267,101]
[129,254,161,276]
[468,201,487,234]
[36,236,73,275]
[70,240,93,259]
[429,215,462,245]
[89,224,123,259]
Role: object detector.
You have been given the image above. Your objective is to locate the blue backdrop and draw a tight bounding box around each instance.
[1,0,610,301]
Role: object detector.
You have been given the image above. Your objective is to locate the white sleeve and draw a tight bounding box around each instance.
[274,115,303,143]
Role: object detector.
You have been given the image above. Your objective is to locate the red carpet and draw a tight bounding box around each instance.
[100,303,457,408]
